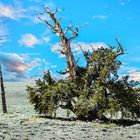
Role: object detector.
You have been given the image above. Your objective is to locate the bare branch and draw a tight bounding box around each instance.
[58,17,62,21]
[115,38,124,56]
[45,7,59,15]
[38,16,55,29]
[90,44,94,52]
[68,26,79,41]
[57,69,69,75]
[53,8,59,14]
[75,42,85,54]
[44,7,56,15]
[64,25,73,34]
[57,49,65,54]
[76,57,80,64]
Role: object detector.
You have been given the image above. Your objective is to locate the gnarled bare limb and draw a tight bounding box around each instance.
[39,7,79,77]
[57,67,69,75]
[76,57,80,64]
[68,26,79,41]
[90,44,94,52]
[115,38,124,56]
[38,16,55,30]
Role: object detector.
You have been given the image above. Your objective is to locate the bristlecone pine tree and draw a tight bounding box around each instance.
[26,7,140,121]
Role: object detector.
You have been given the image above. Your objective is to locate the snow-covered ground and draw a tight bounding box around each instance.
[0,82,139,140]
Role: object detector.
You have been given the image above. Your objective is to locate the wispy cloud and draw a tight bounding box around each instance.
[128,70,140,82]
[52,42,108,57]
[92,14,108,20]
[119,0,132,6]
[120,65,140,82]
[0,2,26,20]
[0,23,9,46]
[0,1,57,25]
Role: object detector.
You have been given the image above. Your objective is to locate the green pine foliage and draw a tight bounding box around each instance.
[26,42,140,121]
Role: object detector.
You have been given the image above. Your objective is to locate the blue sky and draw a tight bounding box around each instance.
[0,0,140,82]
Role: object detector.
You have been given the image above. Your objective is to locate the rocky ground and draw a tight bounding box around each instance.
[0,82,140,140]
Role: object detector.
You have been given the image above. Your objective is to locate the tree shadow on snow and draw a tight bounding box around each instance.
[39,115,140,126]
[111,119,140,126]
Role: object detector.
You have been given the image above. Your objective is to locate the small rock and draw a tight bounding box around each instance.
[127,136,133,138]
[81,128,87,131]
[101,128,107,132]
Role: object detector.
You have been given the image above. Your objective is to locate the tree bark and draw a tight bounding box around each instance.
[0,65,7,113]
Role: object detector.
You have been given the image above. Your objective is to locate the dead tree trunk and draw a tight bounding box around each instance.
[0,65,7,113]
[39,8,79,77]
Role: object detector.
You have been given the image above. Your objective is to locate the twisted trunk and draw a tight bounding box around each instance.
[61,39,77,77]
[39,7,78,77]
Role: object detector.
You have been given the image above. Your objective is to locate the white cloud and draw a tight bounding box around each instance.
[0,52,41,73]
[19,34,40,47]
[52,42,108,57]
[128,70,140,82]
[0,1,57,25]
[0,51,45,81]
[120,65,140,82]
[0,2,26,20]
[93,15,108,20]
[120,65,136,72]
[19,33,51,47]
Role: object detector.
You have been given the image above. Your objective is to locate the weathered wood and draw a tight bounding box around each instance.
[0,65,7,113]
[39,7,79,77]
